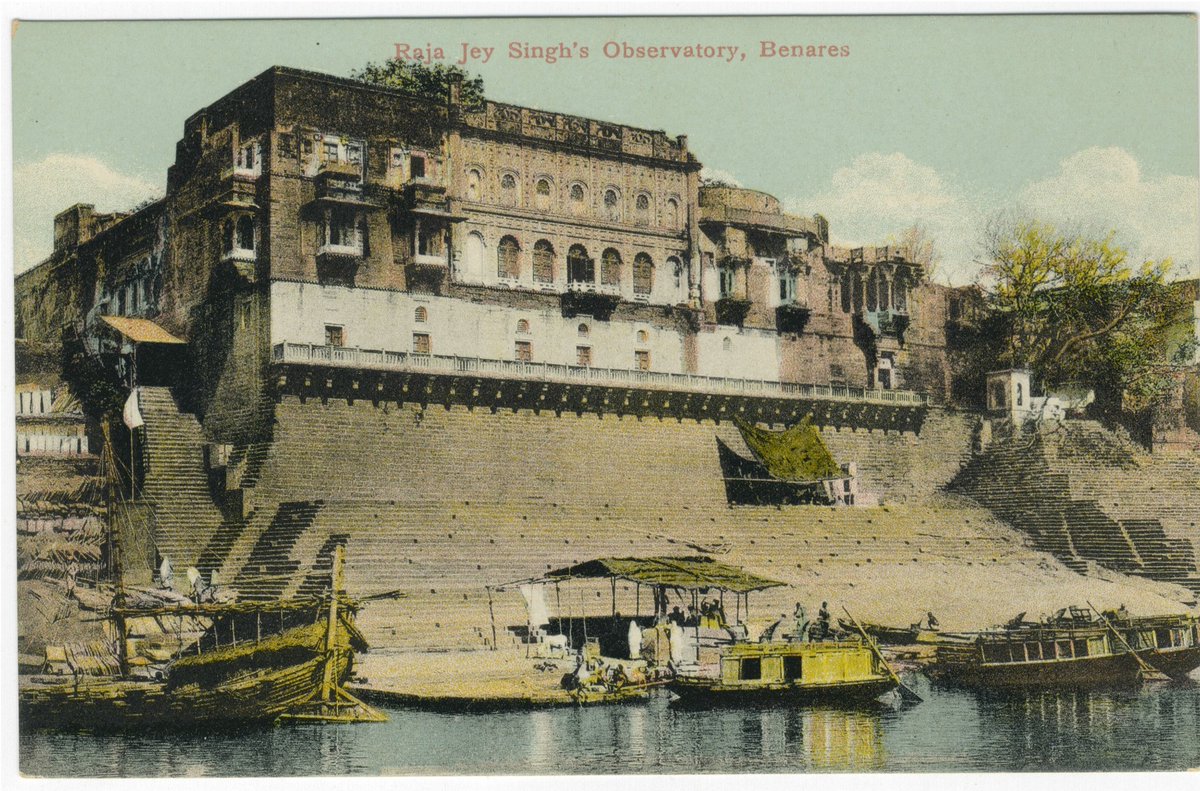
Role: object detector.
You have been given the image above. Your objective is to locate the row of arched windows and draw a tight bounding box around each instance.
[221,215,256,257]
[496,236,678,295]
[465,166,680,227]
[838,268,910,315]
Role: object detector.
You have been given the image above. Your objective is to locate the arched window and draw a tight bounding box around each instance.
[633,253,654,296]
[535,178,552,212]
[635,194,650,226]
[722,337,732,352]
[603,188,621,221]
[222,219,235,254]
[236,215,255,251]
[516,319,530,334]
[567,244,593,284]
[533,239,555,283]
[895,272,908,312]
[464,231,485,280]
[569,183,586,215]
[866,270,878,312]
[466,168,482,202]
[497,235,521,279]
[414,306,428,323]
[500,173,518,206]
[636,329,648,343]
[666,198,680,228]
[601,248,622,287]
[840,270,853,313]
[852,272,864,313]
[878,271,890,311]
[577,323,590,338]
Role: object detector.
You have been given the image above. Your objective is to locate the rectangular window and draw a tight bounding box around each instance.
[413,332,431,355]
[346,144,362,164]
[829,363,846,382]
[779,271,797,303]
[324,325,344,347]
[635,350,650,371]
[410,155,426,179]
[515,340,532,362]
[576,346,592,367]
[719,267,735,299]
[739,658,762,681]
[238,302,252,330]
[783,655,803,681]
[324,141,339,162]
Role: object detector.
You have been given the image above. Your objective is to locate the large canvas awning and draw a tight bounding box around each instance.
[98,316,186,345]
[528,556,785,593]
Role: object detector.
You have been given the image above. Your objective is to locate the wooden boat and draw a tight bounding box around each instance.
[20,546,385,729]
[836,618,941,646]
[1113,613,1200,680]
[668,639,898,705]
[926,608,1200,689]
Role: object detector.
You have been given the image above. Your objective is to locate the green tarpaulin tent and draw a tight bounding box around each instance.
[733,415,841,482]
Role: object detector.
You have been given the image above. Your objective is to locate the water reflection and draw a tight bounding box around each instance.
[20,682,1200,776]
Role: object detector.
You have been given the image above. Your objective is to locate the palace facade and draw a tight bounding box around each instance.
[17,66,958,445]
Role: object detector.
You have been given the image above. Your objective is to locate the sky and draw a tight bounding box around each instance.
[11,14,1200,283]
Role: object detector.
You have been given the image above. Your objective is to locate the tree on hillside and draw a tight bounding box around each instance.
[979,216,1190,422]
[350,60,486,111]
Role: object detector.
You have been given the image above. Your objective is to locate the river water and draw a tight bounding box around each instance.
[19,675,1200,776]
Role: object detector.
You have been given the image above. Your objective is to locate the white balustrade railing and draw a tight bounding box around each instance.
[271,342,928,406]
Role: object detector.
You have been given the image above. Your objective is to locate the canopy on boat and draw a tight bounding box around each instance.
[733,415,841,482]
[528,556,785,593]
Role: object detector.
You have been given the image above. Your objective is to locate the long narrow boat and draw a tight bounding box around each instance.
[926,609,1200,689]
[20,547,384,729]
[668,639,898,705]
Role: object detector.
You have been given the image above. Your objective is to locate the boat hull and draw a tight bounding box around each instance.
[19,648,354,731]
[668,675,897,706]
[927,651,1145,689]
[1148,646,1200,680]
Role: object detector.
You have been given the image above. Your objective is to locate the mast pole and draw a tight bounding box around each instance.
[321,544,345,703]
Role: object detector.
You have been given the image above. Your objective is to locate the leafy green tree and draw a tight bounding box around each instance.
[980,217,1189,422]
[350,60,486,111]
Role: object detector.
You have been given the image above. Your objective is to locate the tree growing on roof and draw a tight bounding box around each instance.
[979,215,1190,425]
[887,222,941,282]
[349,59,486,111]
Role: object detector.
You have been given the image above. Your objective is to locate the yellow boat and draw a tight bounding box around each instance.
[668,639,898,705]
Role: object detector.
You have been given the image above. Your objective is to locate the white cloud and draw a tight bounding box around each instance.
[699,167,743,187]
[1018,147,1199,278]
[784,148,1199,285]
[784,153,985,284]
[13,154,160,273]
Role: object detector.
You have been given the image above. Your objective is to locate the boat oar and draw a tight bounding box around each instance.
[843,606,923,703]
[1086,601,1170,684]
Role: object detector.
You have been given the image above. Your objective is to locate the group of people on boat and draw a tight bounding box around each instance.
[762,601,835,643]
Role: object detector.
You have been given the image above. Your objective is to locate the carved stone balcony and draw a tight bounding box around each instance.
[316,247,362,287]
[715,297,753,327]
[775,302,812,334]
[561,282,622,320]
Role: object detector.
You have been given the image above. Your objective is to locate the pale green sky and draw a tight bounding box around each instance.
[12,15,1200,281]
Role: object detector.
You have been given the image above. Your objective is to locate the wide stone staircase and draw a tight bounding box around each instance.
[952,420,1200,592]
[136,387,225,572]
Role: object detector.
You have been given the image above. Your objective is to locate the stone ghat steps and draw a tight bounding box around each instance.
[220,495,1048,650]
[136,388,225,568]
[233,501,324,601]
[952,421,1200,590]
